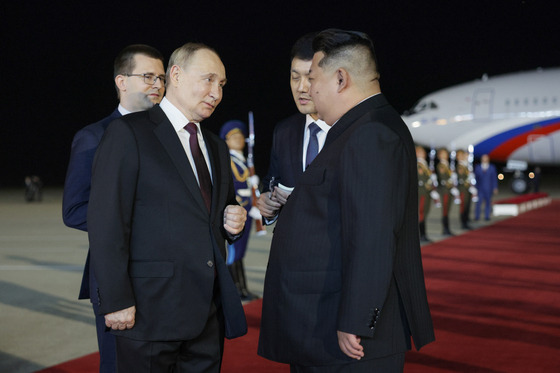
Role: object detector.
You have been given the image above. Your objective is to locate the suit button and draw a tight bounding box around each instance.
[207,260,214,268]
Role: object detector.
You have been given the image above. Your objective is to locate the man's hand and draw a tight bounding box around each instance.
[223,205,247,235]
[272,187,291,205]
[105,305,136,330]
[337,330,364,360]
[256,190,281,218]
[256,187,291,218]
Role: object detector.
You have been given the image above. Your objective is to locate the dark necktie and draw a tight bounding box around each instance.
[305,122,321,169]
[185,122,212,212]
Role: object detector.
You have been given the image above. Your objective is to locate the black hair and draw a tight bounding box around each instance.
[113,44,164,79]
[312,29,379,75]
[290,32,318,61]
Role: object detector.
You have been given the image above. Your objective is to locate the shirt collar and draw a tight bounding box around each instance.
[305,114,330,133]
[117,104,132,116]
[159,97,201,132]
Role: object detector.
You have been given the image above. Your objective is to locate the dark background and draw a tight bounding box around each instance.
[2,0,558,187]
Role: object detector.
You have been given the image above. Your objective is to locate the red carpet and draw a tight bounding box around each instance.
[38,201,560,372]
[405,200,560,372]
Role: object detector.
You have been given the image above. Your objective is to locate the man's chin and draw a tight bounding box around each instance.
[297,106,317,116]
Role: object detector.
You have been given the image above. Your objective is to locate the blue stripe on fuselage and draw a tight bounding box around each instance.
[474,117,560,157]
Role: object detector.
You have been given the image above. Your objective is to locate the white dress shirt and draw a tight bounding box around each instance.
[159,97,213,184]
[301,115,330,171]
[117,104,132,116]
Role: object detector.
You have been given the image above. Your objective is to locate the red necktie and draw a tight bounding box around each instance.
[184,122,212,212]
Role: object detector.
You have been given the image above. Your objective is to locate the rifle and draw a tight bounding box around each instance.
[467,144,479,203]
[247,111,266,236]
[449,148,461,205]
[428,147,442,208]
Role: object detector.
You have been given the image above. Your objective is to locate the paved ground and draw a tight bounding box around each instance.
[0,175,557,372]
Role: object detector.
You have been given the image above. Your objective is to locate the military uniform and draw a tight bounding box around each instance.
[456,159,473,229]
[437,159,454,235]
[220,120,258,301]
[417,158,433,242]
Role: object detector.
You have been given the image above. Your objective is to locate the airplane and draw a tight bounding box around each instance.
[402,67,560,193]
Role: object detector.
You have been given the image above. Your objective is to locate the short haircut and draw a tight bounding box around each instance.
[166,43,219,81]
[113,44,164,97]
[290,32,318,61]
[312,28,379,80]
[113,44,164,79]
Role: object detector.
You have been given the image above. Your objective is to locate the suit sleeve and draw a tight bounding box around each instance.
[87,120,138,315]
[337,123,408,337]
[217,139,246,243]
[62,128,99,231]
[261,124,281,194]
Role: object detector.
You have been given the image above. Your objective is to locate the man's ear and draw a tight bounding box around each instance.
[336,68,349,93]
[115,75,127,93]
[169,65,181,87]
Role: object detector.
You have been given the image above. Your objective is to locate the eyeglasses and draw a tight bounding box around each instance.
[125,73,166,85]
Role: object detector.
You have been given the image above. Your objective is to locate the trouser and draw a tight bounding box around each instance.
[115,300,224,373]
[290,352,405,373]
[476,194,492,220]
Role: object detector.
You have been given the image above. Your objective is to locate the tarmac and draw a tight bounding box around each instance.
[0,175,557,372]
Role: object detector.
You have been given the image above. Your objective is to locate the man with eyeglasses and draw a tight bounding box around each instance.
[62,44,165,373]
[87,43,247,372]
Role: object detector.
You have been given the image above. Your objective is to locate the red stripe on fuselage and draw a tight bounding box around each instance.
[489,122,560,161]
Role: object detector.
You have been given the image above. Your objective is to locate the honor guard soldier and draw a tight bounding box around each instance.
[437,148,455,236]
[416,146,436,242]
[220,120,259,301]
[456,149,473,229]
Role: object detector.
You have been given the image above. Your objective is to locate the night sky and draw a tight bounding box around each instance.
[2,0,558,187]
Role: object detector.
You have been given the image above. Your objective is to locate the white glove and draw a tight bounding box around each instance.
[249,175,260,187]
[430,190,441,201]
[248,206,262,220]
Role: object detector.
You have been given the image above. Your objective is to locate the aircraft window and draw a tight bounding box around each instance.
[524,98,528,105]
[505,99,510,106]
[553,97,557,104]
[412,102,427,113]
[408,100,437,115]
[543,97,548,105]
[514,99,519,106]
[533,97,538,105]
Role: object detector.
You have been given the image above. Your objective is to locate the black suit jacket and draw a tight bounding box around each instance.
[88,105,246,341]
[62,108,121,302]
[258,94,434,365]
[261,113,306,192]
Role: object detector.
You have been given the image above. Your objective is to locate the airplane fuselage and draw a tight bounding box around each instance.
[402,68,560,166]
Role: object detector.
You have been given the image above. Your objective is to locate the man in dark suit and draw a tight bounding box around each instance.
[258,29,435,372]
[257,32,330,222]
[62,44,165,373]
[474,154,498,220]
[87,43,247,372]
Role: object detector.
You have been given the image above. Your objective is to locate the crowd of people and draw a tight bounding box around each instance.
[416,146,499,242]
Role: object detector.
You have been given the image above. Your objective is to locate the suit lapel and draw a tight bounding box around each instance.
[291,115,306,180]
[201,128,221,218]
[150,106,209,214]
